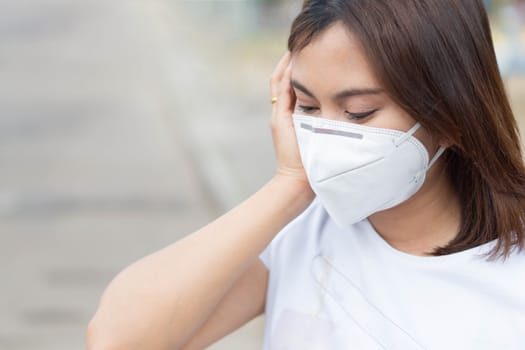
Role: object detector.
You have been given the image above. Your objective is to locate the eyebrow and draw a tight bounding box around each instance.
[291,79,384,101]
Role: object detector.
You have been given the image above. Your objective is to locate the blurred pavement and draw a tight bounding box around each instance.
[0,1,284,349]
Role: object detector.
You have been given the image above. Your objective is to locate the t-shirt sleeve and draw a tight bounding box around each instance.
[257,198,321,271]
[258,221,289,270]
[259,242,272,269]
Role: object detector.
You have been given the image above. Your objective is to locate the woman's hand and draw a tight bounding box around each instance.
[270,51,312,191]
[87,52,317,350]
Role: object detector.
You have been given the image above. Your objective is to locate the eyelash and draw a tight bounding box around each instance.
[297,105,378,120]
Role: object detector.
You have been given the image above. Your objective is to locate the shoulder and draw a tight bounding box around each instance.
[259,197,330,270]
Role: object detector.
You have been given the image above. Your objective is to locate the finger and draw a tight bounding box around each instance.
[270,51,291,99]
[276,63,295,118]
[270,51,292,86]
[270,52,292,124]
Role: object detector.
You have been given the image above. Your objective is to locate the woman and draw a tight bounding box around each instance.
[87,0,525,349]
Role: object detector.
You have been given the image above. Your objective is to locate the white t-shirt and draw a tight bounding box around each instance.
[258,199,525,349]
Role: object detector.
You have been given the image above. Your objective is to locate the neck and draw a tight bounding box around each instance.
[368,165,461,256]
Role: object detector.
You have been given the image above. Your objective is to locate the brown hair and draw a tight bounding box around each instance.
[288,0,525,260]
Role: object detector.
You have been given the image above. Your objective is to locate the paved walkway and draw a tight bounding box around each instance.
[0,1,280,349]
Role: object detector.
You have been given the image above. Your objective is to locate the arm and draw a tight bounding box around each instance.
[86,176,313,350]
[86,51,311,350]
[178,258,269,350]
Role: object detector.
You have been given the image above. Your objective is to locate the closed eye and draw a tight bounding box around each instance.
[296,106,379,121]
[297,105,319,113]
[345,109,378,121]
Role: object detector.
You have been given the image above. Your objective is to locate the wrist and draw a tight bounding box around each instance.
[274,168,310,189]
[269,173,315,209]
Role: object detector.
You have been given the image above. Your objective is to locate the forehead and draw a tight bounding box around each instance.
[290,21,381,94]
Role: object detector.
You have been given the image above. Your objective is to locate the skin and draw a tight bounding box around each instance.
[288,21,462,256]
[86,19,464,350]
[86,47,315,350]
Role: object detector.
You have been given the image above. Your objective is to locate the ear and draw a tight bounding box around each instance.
[439,140,452,148]
[436,134,456,149]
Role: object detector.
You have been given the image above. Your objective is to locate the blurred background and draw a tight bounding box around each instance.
[0,1,524,349]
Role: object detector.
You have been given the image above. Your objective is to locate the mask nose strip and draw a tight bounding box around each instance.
[301,122,364,139]
[393,122,421,147]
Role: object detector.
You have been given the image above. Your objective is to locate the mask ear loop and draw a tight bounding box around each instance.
[393,122,421,147]
[393,122,447,183]
[413,146,447,183]
[426,146,447,170]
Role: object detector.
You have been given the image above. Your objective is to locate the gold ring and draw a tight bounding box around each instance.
[271,97,277,104]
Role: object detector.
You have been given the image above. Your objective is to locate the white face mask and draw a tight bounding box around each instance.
[293,113,446,227]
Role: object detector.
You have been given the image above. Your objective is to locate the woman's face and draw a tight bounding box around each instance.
[290,21,439,154]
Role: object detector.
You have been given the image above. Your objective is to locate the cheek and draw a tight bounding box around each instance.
[364,105,437,155]
[365,106,416,132]
[413,128,438,157]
